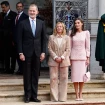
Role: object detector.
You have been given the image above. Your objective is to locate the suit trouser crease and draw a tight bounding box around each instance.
[50,66,68,101]
[23,53,40,98]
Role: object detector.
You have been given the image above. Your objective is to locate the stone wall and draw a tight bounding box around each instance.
[0,0,20,12]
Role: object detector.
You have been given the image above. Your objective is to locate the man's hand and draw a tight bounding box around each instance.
[40,53,45,62]
[19,54,25,61]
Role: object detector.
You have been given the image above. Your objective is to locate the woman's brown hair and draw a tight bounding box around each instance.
[71,18,84,37]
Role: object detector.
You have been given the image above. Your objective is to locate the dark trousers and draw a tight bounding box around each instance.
[3,40,11,71]
[17,54,23,73]
[23,52,40,98]
[3,38,16,73]
[11,45,16,72]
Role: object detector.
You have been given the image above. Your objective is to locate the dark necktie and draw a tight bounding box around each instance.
[16,13,19,24]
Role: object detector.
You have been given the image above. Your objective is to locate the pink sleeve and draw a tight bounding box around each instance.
[68,30,72,57]
[85,30,90,57]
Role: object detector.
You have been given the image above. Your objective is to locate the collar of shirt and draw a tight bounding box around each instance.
[29,17,36,28]
[56,34,63,38]
[15,11,23,22]
[18,11,23,18]
[6,9,10,16]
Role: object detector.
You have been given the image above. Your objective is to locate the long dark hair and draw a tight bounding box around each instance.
[71,18,84,37]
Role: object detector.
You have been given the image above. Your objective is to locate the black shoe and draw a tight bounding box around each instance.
[14,70,23,75]
[24,98,30,103]
[31,98,41,102]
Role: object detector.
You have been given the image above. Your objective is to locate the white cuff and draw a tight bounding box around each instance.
[19,53,23,55]
[54,56,58,60]
[61,56,65,60]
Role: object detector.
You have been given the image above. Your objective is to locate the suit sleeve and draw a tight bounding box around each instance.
[16,22,24,54]
[48,36,58,59]
[41,21,46,53]
[61,36,70,57]
[85,30,90,57]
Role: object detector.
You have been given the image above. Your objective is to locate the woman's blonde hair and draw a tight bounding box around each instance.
[53,22,66,35]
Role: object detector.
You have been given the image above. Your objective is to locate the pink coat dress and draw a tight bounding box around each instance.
[70,30,90,82]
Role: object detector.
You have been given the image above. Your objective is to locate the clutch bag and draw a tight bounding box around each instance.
[83,69,91,82]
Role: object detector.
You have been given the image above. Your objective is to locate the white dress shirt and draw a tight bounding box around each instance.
[18,11,23,19]
[6,9,10,16]
[15,11,23,24]
[29,17,36,29]
[54,35,65,60]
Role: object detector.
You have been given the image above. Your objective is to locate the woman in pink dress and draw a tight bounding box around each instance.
[69,18,90,101]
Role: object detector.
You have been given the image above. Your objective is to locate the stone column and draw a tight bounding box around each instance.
[99,0,105,18]
[87,0,103,79]
[88,0,98,19]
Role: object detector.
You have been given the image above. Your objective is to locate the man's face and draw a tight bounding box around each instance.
[1,4,9,13]
[28,6,38,19]
[16,3,24,13]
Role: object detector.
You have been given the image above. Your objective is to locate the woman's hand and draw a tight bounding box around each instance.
[86,57,90,66]
[55,57,62,63]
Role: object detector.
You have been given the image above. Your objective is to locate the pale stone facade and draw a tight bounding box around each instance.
[0,0,105,78]
[88,0,105,79]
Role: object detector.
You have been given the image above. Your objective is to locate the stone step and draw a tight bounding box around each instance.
[39,79,105,90]
[0,98,105,105]
[0,88,105,102]
[0,79,105,91]
[0,79,23,91]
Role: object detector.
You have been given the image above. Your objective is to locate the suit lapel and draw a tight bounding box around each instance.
[59,36,66,48]
[53,35,66,48]
[26,19,33,37]
[35,18,38,37]
[18,13,23,21]
[53,36,59,47]
[4,11,11,19]
[26,18,38,37]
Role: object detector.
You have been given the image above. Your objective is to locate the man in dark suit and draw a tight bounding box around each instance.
[0,1,17,74]
[0,12,4,72]
[17,4,46,103]
[14,2,28,75]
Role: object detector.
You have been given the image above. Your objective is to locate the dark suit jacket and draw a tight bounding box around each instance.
[0,10,17,55]
[15,12,28,27]
[14,12,28,43]
[17,18,46,57]
[1,10,17,38]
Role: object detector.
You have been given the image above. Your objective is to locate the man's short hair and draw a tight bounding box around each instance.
[16,2,24,7]
[1,1,10,6]
[29,3,38,11]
